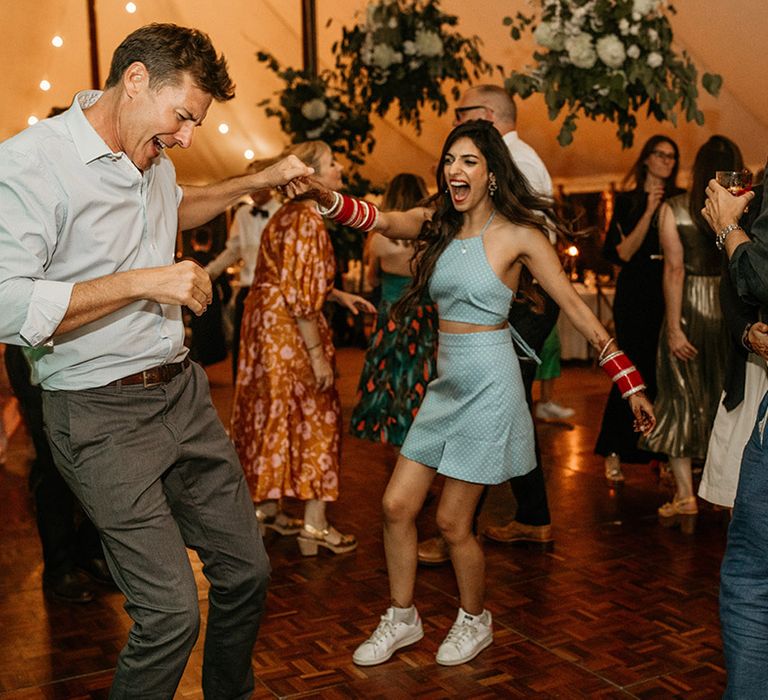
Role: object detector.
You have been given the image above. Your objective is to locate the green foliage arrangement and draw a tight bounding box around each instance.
[334,0,495,133]
[504,0,722,147]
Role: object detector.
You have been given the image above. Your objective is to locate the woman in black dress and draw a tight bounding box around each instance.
[595,135,684,481]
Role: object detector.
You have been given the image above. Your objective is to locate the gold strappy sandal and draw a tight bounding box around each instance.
[297,523,357,556]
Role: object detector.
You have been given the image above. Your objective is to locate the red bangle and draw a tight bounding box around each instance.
[320,192,380,232]
[599,350,646,399]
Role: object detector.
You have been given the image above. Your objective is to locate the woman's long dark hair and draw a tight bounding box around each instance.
[689,135,744,232]
[392,119,568,318]
[382,173,428,211]
[623,134,681,198]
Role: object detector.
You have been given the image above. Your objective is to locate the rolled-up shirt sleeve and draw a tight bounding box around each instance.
[0,149,69,346]
[20,279,74,346]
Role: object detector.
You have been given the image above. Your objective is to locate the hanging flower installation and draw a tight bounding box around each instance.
[334,0,495,133]
[504,0,722,147]
[256,51,374,169]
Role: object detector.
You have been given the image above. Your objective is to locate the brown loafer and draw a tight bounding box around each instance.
[417,535,450,566]
[483,521,554,551]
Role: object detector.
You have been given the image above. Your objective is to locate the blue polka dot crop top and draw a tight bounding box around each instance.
[429,229,514,326]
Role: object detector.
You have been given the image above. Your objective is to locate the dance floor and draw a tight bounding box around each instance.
[0,349,727,698]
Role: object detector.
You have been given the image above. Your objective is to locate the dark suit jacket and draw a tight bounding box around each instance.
[722,183,764,410]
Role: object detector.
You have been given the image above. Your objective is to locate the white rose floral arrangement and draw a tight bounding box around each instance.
[334,0,494,132]
[505,0,722,147]
[256,51,374,172]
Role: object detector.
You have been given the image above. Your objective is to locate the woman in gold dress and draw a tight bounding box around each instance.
[641,136,737,529]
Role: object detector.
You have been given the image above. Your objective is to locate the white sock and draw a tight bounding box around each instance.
[392,605,416,624]
[460,607,487,623]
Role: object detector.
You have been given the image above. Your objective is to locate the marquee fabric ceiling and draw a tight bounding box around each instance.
[4,1,768,192]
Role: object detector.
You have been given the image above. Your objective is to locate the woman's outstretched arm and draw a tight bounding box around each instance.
[285,177,431,239]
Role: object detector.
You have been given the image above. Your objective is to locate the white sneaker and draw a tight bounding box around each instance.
[435,608,493,666]
[352,607,424,666]
[535,401,575,420]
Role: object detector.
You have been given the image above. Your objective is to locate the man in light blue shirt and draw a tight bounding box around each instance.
[0,23,312,699]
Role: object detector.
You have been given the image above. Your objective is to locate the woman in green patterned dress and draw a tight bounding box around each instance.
[350,174,438,446]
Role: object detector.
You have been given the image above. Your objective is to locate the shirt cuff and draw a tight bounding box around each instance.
[19,279,74,347]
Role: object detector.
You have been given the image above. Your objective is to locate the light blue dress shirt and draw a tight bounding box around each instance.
[0,91,186,390]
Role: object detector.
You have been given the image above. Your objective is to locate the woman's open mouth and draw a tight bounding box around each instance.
[449,180,470,204]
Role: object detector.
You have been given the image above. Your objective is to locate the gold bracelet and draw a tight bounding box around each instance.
[305,341,322,352]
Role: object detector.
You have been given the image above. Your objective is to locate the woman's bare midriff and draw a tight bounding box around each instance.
[439,319,507,334]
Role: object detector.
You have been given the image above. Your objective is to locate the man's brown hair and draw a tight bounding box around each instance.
[105,23,235,101]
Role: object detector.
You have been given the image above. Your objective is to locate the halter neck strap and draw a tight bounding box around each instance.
[478,210,496,237]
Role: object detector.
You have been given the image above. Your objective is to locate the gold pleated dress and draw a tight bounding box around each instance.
[641,194,728,460]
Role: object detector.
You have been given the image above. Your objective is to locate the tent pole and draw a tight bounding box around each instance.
[86,0,101,89]
[301,0,318,78]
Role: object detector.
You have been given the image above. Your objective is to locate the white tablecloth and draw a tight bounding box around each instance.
[557,283,616,360]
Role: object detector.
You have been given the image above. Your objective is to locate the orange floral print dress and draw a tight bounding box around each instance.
[231,201,342,502]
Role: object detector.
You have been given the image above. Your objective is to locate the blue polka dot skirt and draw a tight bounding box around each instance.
[400,326,536,484]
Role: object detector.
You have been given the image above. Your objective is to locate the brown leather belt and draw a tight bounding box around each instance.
[108,358,190,388]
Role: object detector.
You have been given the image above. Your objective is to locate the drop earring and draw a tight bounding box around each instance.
[488,172,498,197]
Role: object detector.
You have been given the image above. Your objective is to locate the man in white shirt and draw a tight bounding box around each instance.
[0,23,311,698]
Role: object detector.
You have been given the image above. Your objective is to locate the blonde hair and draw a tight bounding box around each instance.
[280,141,331,173]
[247,141,331,176]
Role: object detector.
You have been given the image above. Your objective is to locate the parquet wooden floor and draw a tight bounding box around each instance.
[0,350,727,698]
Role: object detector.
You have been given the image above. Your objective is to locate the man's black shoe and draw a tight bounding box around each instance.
[43,571,94,604]
[77,557,116,587]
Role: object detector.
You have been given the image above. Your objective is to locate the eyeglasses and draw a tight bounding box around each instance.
[454,105,492,122]
[651,150,677,162]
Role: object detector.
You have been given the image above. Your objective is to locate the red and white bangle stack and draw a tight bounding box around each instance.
[318,191,380,232]
[599,350,646,399]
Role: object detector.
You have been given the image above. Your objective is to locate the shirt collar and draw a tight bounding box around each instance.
[65,90,117,165]
[502,130,520,147]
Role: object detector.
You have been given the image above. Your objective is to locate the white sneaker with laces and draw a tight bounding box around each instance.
[435,608,493,666]
[535,400,575,420]
[352,606,424,666]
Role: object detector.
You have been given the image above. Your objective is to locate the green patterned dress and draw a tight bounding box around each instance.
[350,272,438,446]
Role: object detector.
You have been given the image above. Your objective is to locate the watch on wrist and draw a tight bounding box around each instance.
[716,223,743,251]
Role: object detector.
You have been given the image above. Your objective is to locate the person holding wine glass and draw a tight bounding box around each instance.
[703,151,768,700]
[639,136,740,529]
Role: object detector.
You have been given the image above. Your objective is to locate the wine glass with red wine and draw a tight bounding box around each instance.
[716,169,753,196]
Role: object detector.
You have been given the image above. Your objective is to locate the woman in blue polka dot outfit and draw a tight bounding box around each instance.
[289,120,656,667]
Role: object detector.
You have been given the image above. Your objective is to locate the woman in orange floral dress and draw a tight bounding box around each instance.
[231,142,375,555]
